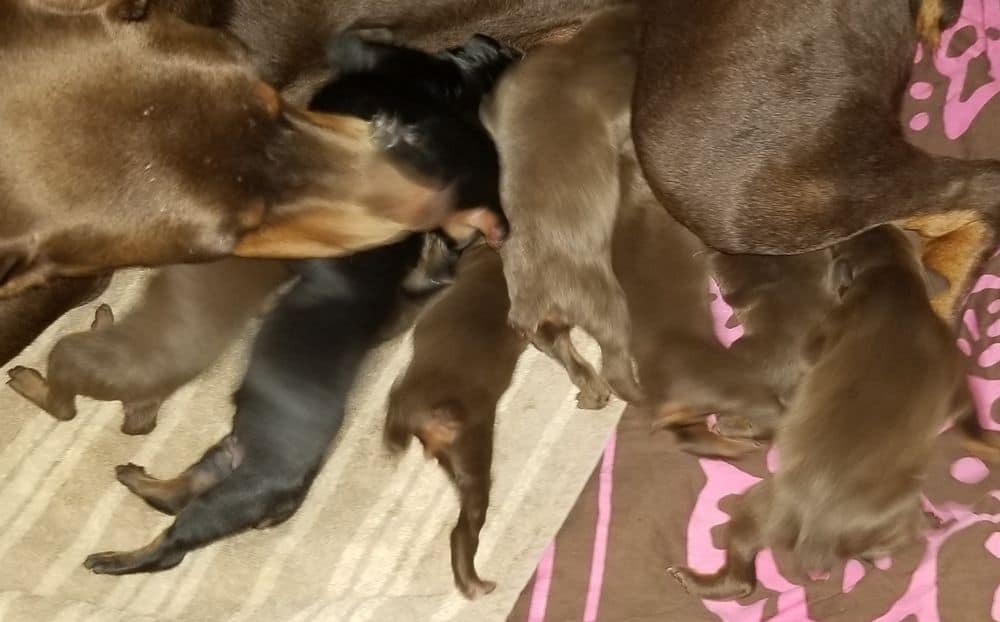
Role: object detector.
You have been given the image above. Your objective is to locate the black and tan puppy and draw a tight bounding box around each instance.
[482,5,642,409]
[667,225,992,600]
[385,243,526,599]
[613,150,782,458]
[6,33,515,433]
[314,31,520,249]
[82,238,425,575]
[6,260,289,434]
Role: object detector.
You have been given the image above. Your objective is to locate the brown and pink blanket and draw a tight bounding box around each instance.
[511,4,1000,620]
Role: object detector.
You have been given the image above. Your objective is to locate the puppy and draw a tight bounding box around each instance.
[82,237,425,575]
[668,225,989,600]
[613,149,782,458]
[705,251,835,439]
[7,33,515,434]
[385,242,526,599]
[6,260,289,434]
[482,5,642,409]
[314,31,519,249]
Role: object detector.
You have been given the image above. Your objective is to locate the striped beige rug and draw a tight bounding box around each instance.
[0,268,624,622]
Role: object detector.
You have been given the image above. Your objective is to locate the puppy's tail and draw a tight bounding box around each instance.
[384,391,417,453]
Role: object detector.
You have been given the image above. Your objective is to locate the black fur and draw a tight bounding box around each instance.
[313,33,520,248]
[83,239,423,574]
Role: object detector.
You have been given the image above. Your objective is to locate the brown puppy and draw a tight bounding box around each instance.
[613,149,782,458]
[0,275,110,367]
[385,243,527,599]
[632,0,1000,260]
[6,259,289,434]
[0,0,472,297]
[667,225,985,601]
[482,6,642,409]
[705,251,835,439]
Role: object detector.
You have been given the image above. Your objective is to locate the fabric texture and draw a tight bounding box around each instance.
[0,270,625,621]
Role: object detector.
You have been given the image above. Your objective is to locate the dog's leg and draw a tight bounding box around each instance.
[428,414,496,600]
[531,322,611,409]
[121,398,162,435]
[668,482,768,600]
[671,423,760,459]
[116,435,243,515]
[5,302,116,421]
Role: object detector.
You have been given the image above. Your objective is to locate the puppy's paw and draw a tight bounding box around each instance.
[91,304,115,330]
[576,385,610,410]
[667,565,694,593]
[7,367,66,418]
[459,578,497,600]
[84,551,136,575]
[115,463,148,486]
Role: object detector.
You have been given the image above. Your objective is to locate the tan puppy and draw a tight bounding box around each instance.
[668,225,990,600]
[385,243,526,599]
[613,150,782,458]
[482,5,641,409]
[6,259,289,434]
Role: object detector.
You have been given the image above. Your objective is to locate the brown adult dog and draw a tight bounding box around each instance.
[385,243,526,599]
[633,0,998,263]
[0,0,477,298]
[667,225,989,601]
[613,150,782,458]
[6,260,289,434]
[482,6,642,409]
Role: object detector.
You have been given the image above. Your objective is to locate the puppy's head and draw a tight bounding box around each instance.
[829,225,946,298]
[438,34,522,108]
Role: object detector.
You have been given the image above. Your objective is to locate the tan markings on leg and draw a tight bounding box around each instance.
[916,0,944,48]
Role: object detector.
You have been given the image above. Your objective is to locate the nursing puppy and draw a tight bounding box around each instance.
[7,33,516,433]
[386,242,526,598]
[668,225,985,600]
[706,251,835,440]
[6,260,289,434]
[83,238,424,575]
[314,31,519,249]
[613,150,782,458]
[482,5,642,408]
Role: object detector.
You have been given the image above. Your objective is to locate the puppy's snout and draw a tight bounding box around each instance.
[253,82,283,119]
[442,208,508,248]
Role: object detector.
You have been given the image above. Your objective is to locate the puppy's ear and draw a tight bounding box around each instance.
[449,34,522,78]
[327,33,379,74]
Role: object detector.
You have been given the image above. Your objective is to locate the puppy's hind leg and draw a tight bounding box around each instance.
[116,435,243,515]
[531,322,611,410]
[426,408,497,599]
[86,461,274,576]
[668,482,768,600]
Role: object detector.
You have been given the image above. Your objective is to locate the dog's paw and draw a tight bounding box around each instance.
[667,565,693,593]
[459,578,497,600]
[83,551,136,575]
[91,304,115,330]
[576,387,610,410]
[115,463,148,485]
